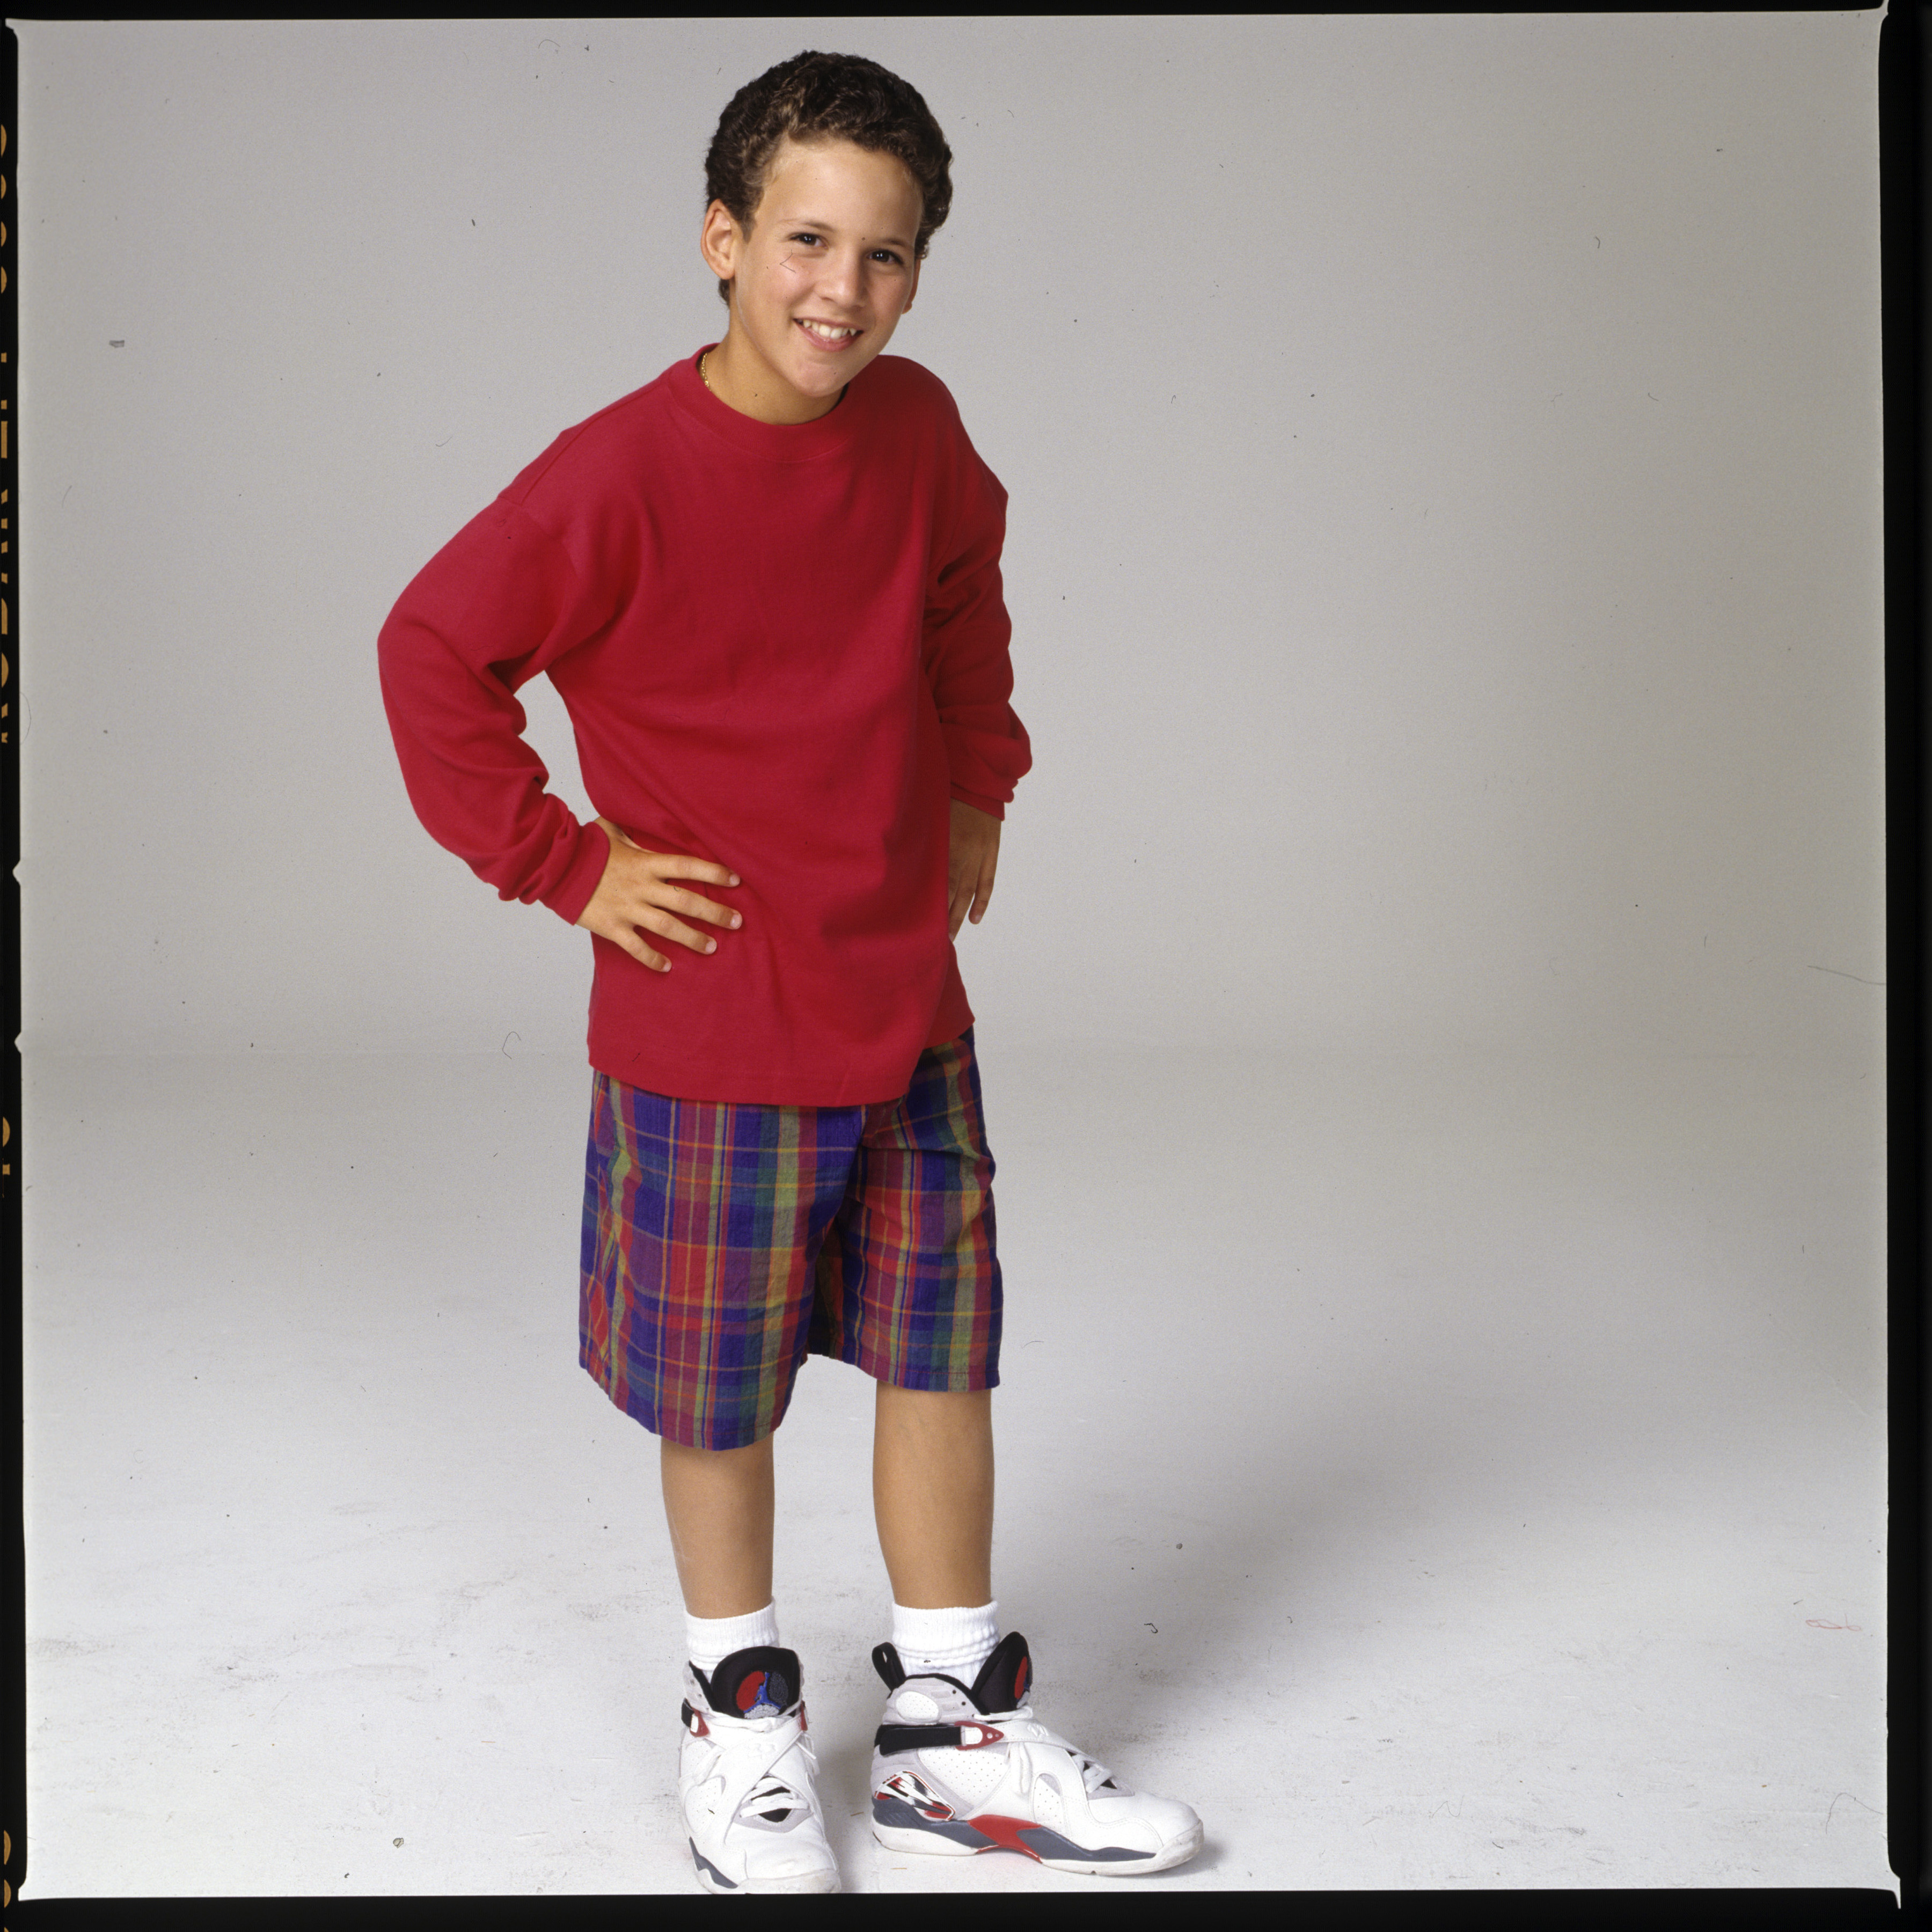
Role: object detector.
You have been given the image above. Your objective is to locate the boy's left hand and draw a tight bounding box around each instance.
[948,799,1001,940]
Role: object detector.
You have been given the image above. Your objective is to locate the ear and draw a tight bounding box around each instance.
[699,199,742,284]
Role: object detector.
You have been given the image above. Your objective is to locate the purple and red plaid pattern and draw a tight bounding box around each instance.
[580,1029,1001,1449]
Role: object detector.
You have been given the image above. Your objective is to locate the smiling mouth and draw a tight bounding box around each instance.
[795,318,862,348]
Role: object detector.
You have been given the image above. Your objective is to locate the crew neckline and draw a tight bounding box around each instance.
[670,343,865,461]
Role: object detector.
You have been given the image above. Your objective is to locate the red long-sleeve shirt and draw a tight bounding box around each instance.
[377,346,1031,1105]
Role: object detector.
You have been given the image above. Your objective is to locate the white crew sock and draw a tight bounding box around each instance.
[892,1600,999,1681]
[686,1600,780,1675]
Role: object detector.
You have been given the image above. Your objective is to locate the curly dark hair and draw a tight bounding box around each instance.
[704,50,954,308]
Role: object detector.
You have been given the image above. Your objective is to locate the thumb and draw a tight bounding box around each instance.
[597,815,646,852]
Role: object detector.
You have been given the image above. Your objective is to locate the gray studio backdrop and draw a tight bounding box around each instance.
[17,13,1882,1069]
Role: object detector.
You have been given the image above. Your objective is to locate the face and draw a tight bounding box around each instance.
[700,136,924,418]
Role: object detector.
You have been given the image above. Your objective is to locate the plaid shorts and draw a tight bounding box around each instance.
[579,1028,1001,1450]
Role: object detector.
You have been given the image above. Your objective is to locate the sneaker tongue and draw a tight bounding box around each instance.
[702,1645,800,1719]
[969,1631,1033,1714]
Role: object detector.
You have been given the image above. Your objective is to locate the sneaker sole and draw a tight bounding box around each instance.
[693,1863,841,1895]
[692,1838,840,1894]
[873,1813,1204,1877]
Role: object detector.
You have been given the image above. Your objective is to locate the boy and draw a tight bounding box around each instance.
[378,49,1202,1895]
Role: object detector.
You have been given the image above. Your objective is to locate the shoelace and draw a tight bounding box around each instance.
[738,1769,804,1825]
[693,1705,819,1824]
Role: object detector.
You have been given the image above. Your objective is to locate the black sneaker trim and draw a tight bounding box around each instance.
[875,1634,1033,1715]
[874,1720,1013,1756]
[875,1722,972,1756]
[693,1645,802,1719]
[969,1631,1032,1714]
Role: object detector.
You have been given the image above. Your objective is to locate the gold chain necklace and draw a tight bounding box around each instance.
[701,345,848,411]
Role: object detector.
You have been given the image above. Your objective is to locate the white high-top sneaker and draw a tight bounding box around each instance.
[868,1631,1204,1876]
[679,1645,840,1894]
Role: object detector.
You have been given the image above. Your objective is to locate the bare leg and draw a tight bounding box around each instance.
[872,1383,995,1608]
[660,1434,775,1620]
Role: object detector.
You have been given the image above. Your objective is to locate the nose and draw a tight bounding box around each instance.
[816,246,863,309]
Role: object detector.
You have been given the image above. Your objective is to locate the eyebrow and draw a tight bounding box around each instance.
[779,216,913,249]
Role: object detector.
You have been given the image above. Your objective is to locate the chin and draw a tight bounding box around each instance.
[787,361,849,394]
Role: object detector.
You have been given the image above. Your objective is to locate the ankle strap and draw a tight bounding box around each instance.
[875,1719,1006,1755]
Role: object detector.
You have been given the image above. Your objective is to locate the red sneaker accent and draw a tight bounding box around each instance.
[879,1770,956,1821]
[963,1813,1045,1862]
[957,1722,1005,1750]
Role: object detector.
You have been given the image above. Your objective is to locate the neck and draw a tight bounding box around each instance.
[703,324,845,426]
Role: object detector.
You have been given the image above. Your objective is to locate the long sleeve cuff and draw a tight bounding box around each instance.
[538,818,612,927]
[949,784,1008,821]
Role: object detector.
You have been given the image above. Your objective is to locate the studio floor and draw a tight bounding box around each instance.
[19,1038,1891,1896]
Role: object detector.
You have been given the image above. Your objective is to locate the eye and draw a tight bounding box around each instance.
[870,249,905,266]
[789,231,824,247]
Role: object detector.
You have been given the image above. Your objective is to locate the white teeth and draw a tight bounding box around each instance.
[800,320,857,342]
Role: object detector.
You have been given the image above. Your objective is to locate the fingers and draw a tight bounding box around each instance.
[620,883,740,951]
[947,860,971,940]
[619,849,743,922]
[946,801,1001,938]
[649,852,743,893]
[587,910,706,973]
[650,879,743,931]
[970,846,998,924]
[953,855,995,933]
[946,846,999,939]
[605,848,743,933]
[637,906,724,956]
[581,830,744,970]
[598,821,740,891]
[585,913,671,974]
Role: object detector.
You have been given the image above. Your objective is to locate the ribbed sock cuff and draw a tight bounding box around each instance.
[891,1599,999,1680]
[686,1600,779,1674]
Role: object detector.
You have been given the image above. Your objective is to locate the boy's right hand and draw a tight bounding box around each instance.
[575,816,742,972]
